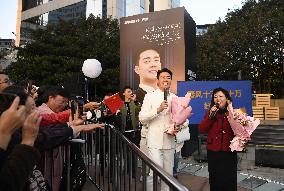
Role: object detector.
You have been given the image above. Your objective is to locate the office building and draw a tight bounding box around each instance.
[0,39,16,70]
[16,0,180,46]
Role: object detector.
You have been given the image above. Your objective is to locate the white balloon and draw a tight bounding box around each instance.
[82,59,102,78]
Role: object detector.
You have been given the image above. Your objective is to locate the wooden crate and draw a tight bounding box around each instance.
[265,107,280,120]
[256,94,271,107]
[252,106,264,120]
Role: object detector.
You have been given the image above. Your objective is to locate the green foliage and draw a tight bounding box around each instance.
[5,15,120,98]
[196,0,284,98]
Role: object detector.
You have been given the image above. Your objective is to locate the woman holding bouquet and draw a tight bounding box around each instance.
[198,87,237,191]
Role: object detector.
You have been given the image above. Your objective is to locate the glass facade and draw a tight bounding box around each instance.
[86,0,107,18]
[48,1,87,24]
[20,1,87,41]
[22,0,53,11]
[18,0,180,45]
[125,0,146,17]
[171,0,180,8]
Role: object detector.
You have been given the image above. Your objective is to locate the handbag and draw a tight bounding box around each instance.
[28,165,51,191]
[176,127,190,143]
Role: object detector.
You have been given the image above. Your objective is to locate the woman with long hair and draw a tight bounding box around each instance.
[199,87,237,191]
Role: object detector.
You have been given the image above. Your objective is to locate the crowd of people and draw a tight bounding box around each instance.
[0,47,238,191]
[0,72,105,191]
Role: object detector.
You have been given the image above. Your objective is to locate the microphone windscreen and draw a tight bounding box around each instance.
[164,88,167,101]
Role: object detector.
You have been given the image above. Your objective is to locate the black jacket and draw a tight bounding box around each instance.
[0,144,40,191]
[8,123,74,152]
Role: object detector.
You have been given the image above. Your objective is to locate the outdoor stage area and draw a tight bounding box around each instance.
[83,120,284,191]
[178,120,284,191]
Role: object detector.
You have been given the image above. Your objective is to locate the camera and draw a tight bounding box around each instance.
[68,96,86,119]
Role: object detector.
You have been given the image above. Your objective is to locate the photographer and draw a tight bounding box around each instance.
[117,86,141,178]
[36,86,100,127]
[35,85,103,191]
[119,86,140,145]
[2,85,104,191]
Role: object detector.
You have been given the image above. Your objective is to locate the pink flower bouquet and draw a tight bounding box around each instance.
[165,93,193,135]
[227,103,260,151]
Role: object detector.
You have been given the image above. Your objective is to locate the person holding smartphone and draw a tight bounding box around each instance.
[1,85,104,190]
[0,95,42,191]
[198,87,237,191]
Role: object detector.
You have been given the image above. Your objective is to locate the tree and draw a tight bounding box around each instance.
[196,0,284,98]
[5,15,120,98]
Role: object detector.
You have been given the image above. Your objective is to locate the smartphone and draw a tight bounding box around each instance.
[75,96,85,117]
[69,100,77,120]
[0,93,17,111]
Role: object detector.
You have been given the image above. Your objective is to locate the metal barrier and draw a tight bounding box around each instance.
[79,124,189,191]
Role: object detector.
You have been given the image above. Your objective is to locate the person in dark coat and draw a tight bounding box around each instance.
[0,96,41,191]
[198,87,237,191]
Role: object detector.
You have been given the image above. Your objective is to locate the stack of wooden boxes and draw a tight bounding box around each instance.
[252,94,280,120]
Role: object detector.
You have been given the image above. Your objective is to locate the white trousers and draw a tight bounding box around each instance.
[140,137,149,156]
[147,147,175,191]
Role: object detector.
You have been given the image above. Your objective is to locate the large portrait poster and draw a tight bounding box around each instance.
[120,7,196,93]
[177,81,253,124]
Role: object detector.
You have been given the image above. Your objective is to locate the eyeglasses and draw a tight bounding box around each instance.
[0,79,11,85]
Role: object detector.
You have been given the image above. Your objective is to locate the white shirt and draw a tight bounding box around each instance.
[139,83,156,93]
[139,88,177,149]
[139,83,157,138]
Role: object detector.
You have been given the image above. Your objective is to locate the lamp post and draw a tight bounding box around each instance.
[82,59,102,100]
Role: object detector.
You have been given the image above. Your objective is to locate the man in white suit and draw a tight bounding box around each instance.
[139,68,179,191]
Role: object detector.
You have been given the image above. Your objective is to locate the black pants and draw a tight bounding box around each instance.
[123,131,140,178]
[207,150,237,191]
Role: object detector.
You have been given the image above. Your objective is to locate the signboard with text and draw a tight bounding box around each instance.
[120,7,196,93]
[177,81,252,124]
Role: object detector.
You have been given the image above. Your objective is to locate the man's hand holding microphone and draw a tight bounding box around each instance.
[157,82,169,114]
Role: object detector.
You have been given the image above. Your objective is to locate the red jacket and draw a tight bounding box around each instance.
[40,109,71,127]
[198,111,234,152]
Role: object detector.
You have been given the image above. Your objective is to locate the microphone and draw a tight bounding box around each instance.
[209,102,220,119]
[164,82,169,101]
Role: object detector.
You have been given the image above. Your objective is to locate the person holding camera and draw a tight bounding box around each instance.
[1,85,104,190]
[117,86,140,177]
[118,86,140,145]
[35,85,103,191]
[198,87,237,191]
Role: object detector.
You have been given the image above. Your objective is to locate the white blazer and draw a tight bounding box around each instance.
[139,88,177,149]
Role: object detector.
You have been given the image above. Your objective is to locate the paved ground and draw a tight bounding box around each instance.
[178,145,284,191]
[83,146,284,191]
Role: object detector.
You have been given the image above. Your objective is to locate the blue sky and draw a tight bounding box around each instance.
[0,0,244,39]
